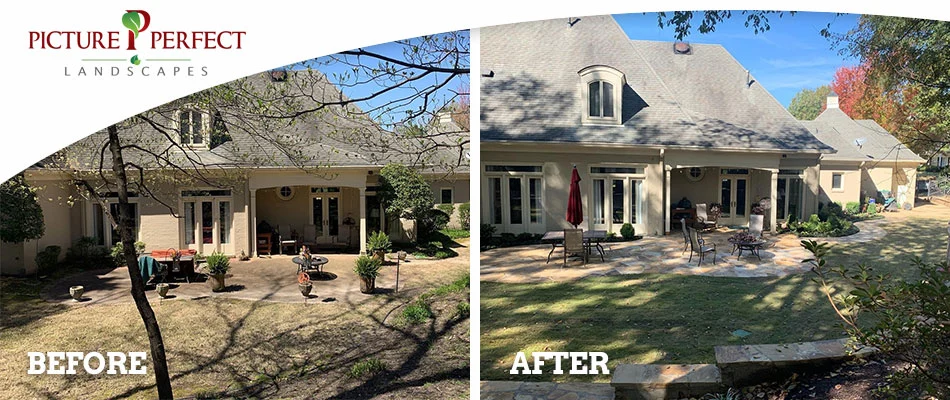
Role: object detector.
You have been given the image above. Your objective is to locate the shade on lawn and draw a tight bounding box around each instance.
[566,166,583,228]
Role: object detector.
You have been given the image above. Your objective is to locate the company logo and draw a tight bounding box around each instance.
[29,10,246,76]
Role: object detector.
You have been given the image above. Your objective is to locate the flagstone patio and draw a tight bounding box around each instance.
[480,220,886,283]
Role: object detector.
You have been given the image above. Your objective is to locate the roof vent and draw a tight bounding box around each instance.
[855,138,867,148]
[673,42,691,55]
[481,70,494,78]
[568,17,581,27]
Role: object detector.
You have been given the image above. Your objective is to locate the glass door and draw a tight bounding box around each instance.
[720,176,749,226]
[777,177,804,221]
[183,198,232,254]
[311,194,341,242]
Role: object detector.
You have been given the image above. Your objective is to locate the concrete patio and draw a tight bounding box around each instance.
[44,241,470,306]
[480,220,886,283]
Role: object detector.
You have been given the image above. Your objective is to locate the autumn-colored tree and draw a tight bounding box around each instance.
[830,65,868,118]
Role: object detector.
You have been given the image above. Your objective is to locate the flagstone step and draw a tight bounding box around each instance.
[714,338,875,387]
[610,363,721,400]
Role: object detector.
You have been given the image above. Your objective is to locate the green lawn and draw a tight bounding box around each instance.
[481,212,948,382]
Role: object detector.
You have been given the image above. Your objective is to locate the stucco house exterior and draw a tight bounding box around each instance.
[801,93,924,209]
[1,71,468,275]
[480,16,835,237]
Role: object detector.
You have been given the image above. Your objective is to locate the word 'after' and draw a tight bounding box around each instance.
[510,351,610,375]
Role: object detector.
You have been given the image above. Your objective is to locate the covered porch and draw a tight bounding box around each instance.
[662,151,820,235]
[247,170,376,257]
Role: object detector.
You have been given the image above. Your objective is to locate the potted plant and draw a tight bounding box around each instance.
[204,252,230,292]
[366,231,392,262]
[69,285,84,301]
[156,282,170,298]
[354,255,382,294]
[298,272,312,297]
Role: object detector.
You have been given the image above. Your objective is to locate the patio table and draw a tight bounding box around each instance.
[728,238,767,260]
[541,230,607,263]
[152,255,198,283]
[293,255,329,274]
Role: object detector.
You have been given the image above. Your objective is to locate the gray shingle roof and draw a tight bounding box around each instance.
[802,107,924,163]
[480,15,833,153]
[37,71,468,173]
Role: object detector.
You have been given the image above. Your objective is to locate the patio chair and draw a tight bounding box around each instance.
[695,203,718,232]
[749,215,764,239]
[687,226,717,266]
[680,218,690,254]
[563,228,588,268]
[278,225,298,255]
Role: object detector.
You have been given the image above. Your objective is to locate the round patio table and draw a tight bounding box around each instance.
[293,255,329,273]
[728,238,767,260]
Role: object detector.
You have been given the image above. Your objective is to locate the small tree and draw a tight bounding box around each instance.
[378,163,433,221]
[0,174,45,244]
[805,240,950,397]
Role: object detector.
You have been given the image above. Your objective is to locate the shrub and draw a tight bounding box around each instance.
[418,208,450,238]
[458,202,470,230]
[480,224,496,240]
[378,163,432,220]
[845,201,861,215]
[805,241,950,398]
[205,252,230,275]
[437,203,455,219]
[66,236,110,268]
[401,299,433,324]
[353,255,381,279]
[35,245,61,273]
[366,231,392,252]
[347,358,386,379]
[434,250,452,259]
[620,223,635,240]
[111,241,146,267]
[456,301,470,318]
[790,213,858,238]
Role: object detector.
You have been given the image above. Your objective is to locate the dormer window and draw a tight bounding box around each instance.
[178,109,207,147]
[579,65,625,125]
[588,81,614,118]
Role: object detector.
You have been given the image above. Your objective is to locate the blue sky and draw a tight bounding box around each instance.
[299,31,469,127]
[612,12,861,107]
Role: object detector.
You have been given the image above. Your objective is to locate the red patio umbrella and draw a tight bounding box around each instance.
[566,166,583,228]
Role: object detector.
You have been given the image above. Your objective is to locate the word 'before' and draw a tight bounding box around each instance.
[509,351,610,375]
[28,352,147,375]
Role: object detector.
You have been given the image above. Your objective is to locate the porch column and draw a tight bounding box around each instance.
[359,187,367,255]
[250,189,257,257]
[665,165,672,234]
[769,169,778,234]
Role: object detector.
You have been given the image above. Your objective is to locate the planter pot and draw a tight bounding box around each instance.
[359,277,376,294]
[208,274,227,292]
[373,250,386,263]
[299,283,312,297]
[69,285,84,301]
[156,283,170,298]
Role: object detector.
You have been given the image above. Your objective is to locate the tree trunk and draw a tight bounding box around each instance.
[108,124,174,399]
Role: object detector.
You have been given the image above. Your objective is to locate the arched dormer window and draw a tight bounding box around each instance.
[579,65,625,125]
[177,108,209,147]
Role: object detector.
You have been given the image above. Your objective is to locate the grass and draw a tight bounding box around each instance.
[0,266,470,399]
[400,275,470,325]
[347,358,387,378]
[480,210,948,382]
[440,229,470,239]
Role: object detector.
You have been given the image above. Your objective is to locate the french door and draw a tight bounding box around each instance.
[591,176,644,233]
[719,175,749,226]
[485,168,544,234]
[776,177,804,221]
[311,194,340,241]
[183,198,233,254]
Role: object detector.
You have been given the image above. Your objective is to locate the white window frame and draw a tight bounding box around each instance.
[86,198,141,247]
[176,108,210,148]
[777,171,805,221]
[589,164,647,234]
[579,65,625,126]
[831,172,844,192]
[483,163,545,234]
[180,188,234,254]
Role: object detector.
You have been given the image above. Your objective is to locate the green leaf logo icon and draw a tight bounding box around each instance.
[122,12,142,38]
[130,55,141,65]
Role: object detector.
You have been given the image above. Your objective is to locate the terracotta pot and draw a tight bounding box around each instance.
[299,283,312,297]
[69,285,84,301]
[359,277,376,294]
[156,283,170,298]
[208,274,227,292]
